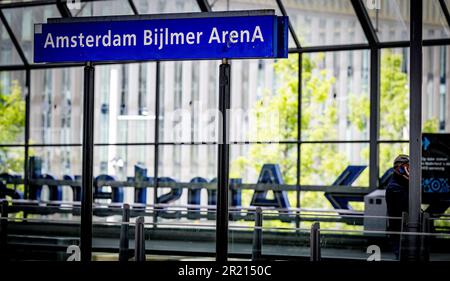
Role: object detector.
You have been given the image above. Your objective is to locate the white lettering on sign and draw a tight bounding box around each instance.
[44,30,137,48]
[208,26,264,44]
[43,26,264,50]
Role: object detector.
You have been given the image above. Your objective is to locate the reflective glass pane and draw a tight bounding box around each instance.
[29,146,82,179]
[94,63,156,144]
[364,0,410,42]
[423,0,450,40]
[302,50,370,141]
[134,0,200,14]
[423,46,450,134]
[210,0,298,48]
[300,143,369,186]
[2,5,60,63]
[230,54,298,143]
[158,60,220,143]
[0,147,24,176]
[94,144,155,205]
[283,0,367,46]
[71,0,134,17]
[378,142,409,178]
[30,68,84,145]
[7,216,80,261]
[156,144,216,221]
[230,143,297,185]
[0,0,38,2]
[229,143,298,223]
[379,48,410,141]
[0,71,26,144]
[319,229,401,261]
[0,20,23,65]
[91,220,217,260]
[159,144,216,182]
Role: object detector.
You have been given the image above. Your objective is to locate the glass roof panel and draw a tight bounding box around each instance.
[70,0,134,17]
[278,0,367,47]
[363,0,410,42]
[134,0,200,14]
[0,18,23,66]
[210,0,297,48]
[2,4,60,63]
[0,0,35,3]
[424,0,450,40]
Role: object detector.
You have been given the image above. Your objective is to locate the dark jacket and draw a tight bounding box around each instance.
[385,173,409,232]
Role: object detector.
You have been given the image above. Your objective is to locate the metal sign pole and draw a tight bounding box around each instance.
[408,0,423,261]
[216,58,231,262]
[81,61,95,261]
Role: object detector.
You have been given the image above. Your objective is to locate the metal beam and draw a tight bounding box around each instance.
[56,0,72,18]
[128,0,139,15]
[24,69,31,200]
[369,48,380,189]
[0,10,28,66]
[408,0,423,261]
[292,43,371,53]
[80,62,95,261]
[216,59,231,262]
[153,61,161,226]
[275,0,301,49]
[0,0,57,9]
[439,0,450,29]
[350,0,379,46]
[196,0,212,12]
[295,53,302,228]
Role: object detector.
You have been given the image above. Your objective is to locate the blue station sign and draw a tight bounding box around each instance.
[34,11,289,63]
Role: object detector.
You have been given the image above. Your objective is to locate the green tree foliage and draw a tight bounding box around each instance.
[231,50,438,222]
[0,80,25,174]
[423,117,439,133]
[231,53,346,213]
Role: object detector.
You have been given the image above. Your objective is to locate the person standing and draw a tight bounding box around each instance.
[385,154,410,259]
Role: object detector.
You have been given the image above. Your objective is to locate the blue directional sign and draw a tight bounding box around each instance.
[34,11,288,63]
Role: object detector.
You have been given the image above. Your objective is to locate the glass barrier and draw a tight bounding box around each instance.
[426,217,450,261]
[89,204,218,261]
[3,200,450,262]
[318,228,401,261]
[1,215,80,261]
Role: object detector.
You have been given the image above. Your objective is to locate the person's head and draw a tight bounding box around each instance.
[393,154,410,180]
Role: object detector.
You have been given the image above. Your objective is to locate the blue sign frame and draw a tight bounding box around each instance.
[34,11,289,63]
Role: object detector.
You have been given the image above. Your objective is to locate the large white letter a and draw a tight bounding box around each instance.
[44,33,55,48]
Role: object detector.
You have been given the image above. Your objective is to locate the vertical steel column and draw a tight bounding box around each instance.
[153,61,161,226]
[80,62,95,261]
[24,69,31,199]
[310,222,321,261]
[295,53,302,229]
[408,0,423,261]
[420,212,430,262]
[216,59,231,262]
[369,48,380,190]
[0,200,8,261]
[134,216,146,261]
[119,204,130,261]
[251,207,263,261]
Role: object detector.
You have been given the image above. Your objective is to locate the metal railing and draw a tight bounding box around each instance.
[1,199,449,262]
